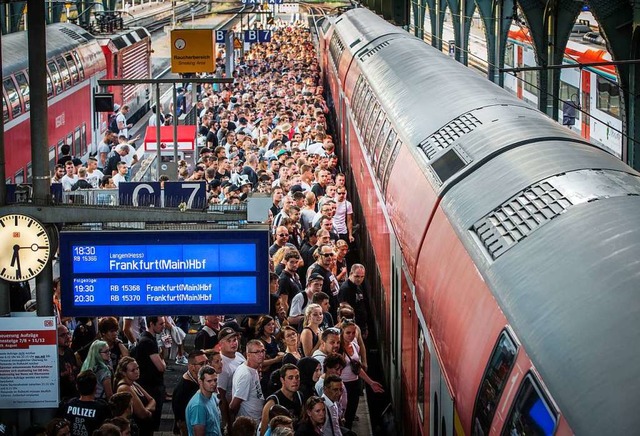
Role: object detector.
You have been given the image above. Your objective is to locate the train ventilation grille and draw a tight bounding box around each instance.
[59,27,87,42]
[359,41,390,61]
[472,180,572,260]
[471,169,640,260]
[419,112,481,160]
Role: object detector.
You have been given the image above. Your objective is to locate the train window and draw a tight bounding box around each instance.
[48,61,63,94]
[81,123,87,156]
[373,119,391,170]
[357,87,373,128]
[15,72,29,112]
[56,57,71,90]
[417,327,426,422]
[501,374,557,436]
[46,73,54,97]
[596,76,621,118]
[365,105,381,148]
[504,43,514,67]
[377,128,396,180]
[72,52,85,80]
[66,134,74,155]
[65,53,79,84]
[15,168,25,185]
[560,80,580,120]
[26,162,32,183]
[49,146,56,174]
[2,95,8,123]
[74,127,82,157]
[523,68,539,96]
[352,77,366,114]
[472,330,518,436]
[431,148,466,184]
[3,77,22,118]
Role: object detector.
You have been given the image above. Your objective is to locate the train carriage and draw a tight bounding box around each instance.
[319,7,640,435]
[1,22,152,184]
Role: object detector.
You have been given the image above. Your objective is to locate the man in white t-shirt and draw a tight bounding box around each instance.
[116,105,133,138]
[333,188,354,243]
[60,160,78,192]
[217,327,246,403]
[230,339,265,421]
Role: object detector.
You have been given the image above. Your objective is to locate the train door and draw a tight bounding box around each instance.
[401,274,417,435]
[581,70,591,141]
[389,234,403,408]
[430,352,454,436]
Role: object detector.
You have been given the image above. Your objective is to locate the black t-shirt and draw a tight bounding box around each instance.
[206,130,218,148]
[59,348,80,401]
[194,326,218,350]
[171,377,199,421]
[103,153,121,176]
[62,398,111,436]
[278,270,303,304]
[136,331,163,390]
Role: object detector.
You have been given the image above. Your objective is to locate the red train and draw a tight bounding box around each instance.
[320,7,640,436]
[1,23,151,184]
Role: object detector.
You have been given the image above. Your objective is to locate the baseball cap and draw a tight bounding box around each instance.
[218,327,239,342]
[308,273,324,283]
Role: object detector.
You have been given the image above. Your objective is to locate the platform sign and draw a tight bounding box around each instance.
[59,230,270,317]
[163,181,207,209]
[118,182,161,207]
[215,29,227,43]
[171,29,216,73]
[244,30,272,43]
[0,317,59,408]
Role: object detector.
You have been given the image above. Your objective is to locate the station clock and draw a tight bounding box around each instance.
[0,214,51,282]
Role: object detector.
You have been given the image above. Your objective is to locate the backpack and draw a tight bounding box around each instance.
[108,113,119,133]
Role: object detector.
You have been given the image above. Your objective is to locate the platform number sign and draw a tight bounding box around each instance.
[244,30,272,44]
[215,30,227,44]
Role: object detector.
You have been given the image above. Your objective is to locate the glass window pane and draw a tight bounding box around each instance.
[48,61,62,94]
[56,57,71,90]
[65,53,79,84]
[15,72,29,112]
[72,51,85,80]
[501,375,557,436]
[3,77,22,117]
[473,331,518,435]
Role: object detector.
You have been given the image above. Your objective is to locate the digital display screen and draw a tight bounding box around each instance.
[60,230,270,316]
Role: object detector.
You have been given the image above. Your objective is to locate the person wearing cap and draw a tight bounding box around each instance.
[217,327,246,404]
[288,273,324,327]
[310,244,341,322]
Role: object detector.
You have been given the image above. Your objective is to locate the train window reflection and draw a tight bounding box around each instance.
[4,77,22,118]
[48,61,63,94]
[472,330,518,436]
[72,52,85,80]
[65,53,79,84]
[596,75,620,118]
[501,375,557,436]
[523,67,538,96]
[15,168,25,185]
[56,57,71,90]
[560,80,579,121]
[15,72,30,112]
[505,43,514,67]
[3,95,8,123]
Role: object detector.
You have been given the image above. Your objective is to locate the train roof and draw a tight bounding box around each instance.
[96,26,150,51]
[335,7,640,434]
[1,23,97,76]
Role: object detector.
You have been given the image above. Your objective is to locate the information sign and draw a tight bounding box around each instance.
[0,317,58,408]
[60,230,270,316]
[171,29,216,73]
[163,181,207,209]
[119,182,161,207]
[215,30,228,44]
[244,30,272,43]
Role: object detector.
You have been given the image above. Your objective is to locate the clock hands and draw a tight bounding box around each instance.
[17,244,49,251]
[10,245,21,279]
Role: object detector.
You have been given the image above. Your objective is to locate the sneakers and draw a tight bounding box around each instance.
[175,355,188,365]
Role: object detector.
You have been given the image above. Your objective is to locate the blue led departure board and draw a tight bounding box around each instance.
[59,230,270,316]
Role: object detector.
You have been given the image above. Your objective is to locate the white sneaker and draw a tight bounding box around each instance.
[175,355,188,365]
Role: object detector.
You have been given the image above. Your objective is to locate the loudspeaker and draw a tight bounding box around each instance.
[94,93,114,112]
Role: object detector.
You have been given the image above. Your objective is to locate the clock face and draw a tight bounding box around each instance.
[0,214,51,282]
[174,38,186,50]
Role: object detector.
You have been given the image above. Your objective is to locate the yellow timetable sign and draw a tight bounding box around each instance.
[171,29,215,73]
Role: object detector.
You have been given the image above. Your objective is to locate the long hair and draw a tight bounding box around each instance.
[80,340,110,373]
[303,303,322,328]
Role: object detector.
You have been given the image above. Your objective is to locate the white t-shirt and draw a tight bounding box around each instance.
[61,174,78,191]
[333,199,353,234]
[116,112,128,138]
[232,364,265,420]
[219,352,246,402]
[112,173,126,187]
[289,291,310,318]
[86,169,104,188]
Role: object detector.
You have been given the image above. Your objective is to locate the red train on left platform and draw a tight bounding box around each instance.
[1,22,151,184]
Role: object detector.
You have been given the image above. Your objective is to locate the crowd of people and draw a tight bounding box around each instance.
[38,18,386,436]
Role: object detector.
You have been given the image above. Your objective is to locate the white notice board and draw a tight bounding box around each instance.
[0,317,59,408]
